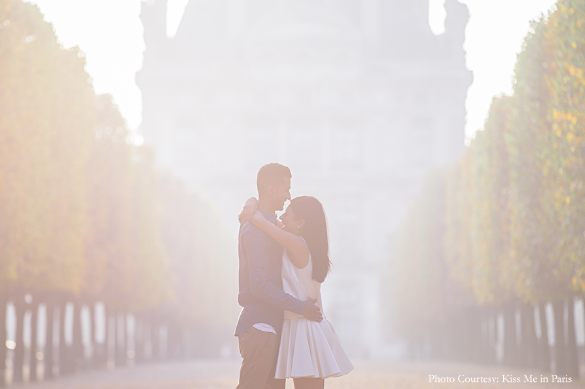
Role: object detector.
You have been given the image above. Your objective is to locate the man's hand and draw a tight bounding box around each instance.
[302,298,323,322]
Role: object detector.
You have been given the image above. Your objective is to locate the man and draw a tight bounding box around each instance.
[235,163,322,389]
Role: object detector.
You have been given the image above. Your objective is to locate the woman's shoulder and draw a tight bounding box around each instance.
[284,247,311,271]
[299,236,308,248]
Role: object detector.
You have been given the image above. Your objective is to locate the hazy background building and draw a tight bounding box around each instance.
[137,0,472,358]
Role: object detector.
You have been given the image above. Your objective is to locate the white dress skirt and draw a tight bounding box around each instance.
[275,246,353,379]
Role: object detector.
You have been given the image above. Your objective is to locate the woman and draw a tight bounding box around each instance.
[240,195,353,389]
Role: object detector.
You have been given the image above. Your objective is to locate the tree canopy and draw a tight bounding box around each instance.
[390,0,585,337]
[0,1,237,332]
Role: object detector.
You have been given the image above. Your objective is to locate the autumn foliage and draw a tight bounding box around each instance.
[0,0,235,382]
[390,0,585,373]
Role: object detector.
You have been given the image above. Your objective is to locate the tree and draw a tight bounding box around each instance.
[0,1,94,380]
[157,173,238,358]
[387,1,585,372]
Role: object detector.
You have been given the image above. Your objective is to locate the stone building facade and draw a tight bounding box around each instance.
[137,0,472,357]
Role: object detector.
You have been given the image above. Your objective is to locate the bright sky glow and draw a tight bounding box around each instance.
[29,0,557,139]
[167,0,189,37]
[444,0,557,139]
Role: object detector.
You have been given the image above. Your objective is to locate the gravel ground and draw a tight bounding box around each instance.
[8,359,584,389]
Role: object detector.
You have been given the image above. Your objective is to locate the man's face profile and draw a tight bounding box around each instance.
[272,177,291,212]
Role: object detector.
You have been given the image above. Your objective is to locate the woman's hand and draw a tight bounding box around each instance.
[238,197,258,223]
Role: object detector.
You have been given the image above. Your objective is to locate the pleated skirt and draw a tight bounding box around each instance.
[275,318,354,379]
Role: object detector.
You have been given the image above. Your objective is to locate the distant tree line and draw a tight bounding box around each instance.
[387,0,585,377]
[0,1,236,385]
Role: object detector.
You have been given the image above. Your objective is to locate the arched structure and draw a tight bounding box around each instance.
[137,0,472,357]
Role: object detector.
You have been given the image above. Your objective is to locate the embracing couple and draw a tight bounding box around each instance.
[235,163,353,389]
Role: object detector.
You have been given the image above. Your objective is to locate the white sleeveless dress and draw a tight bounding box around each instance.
[275,245,354,379]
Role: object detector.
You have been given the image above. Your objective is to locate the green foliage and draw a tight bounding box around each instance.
[540,0,585,294]
[507,0,585,301]
[125,146,170,311]
[390,0,585,335]
[0,1,236,329]
[0,0,94,292]
[85,94,136,306]
[390,169,452,337]
[469,97,514,305]
[158,175,238,328]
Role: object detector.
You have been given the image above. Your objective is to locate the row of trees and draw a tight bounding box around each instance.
[0,1,237,385]
[389,0,584,377]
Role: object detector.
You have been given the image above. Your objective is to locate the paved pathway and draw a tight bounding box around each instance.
[9,360,584,389]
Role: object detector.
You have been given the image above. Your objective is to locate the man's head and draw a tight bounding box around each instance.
[257,163,292,213]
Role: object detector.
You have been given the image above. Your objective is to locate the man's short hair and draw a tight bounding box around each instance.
[257,163,291,192]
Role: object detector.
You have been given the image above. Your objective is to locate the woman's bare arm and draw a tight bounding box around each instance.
[250,212,310,269]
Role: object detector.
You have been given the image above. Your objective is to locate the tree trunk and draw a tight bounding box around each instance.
[112,310,121,367]
[566,296,579,379]
[88,302,97,368]
[552,299,567,375]
[58,298,73,376]
[141,319,149,361]
[0,293,8,387]
[488,310,498,364]
[188,328,195,360]
[520,303,538,368]
[72,300,84,371]
[104,306,111,367]
[12,293,27,383]
[184,328,191,360]
[168,321,179,360]
[429,323,442,360]
[470,308,483,362]
[479,308,495,364]
[114,312,122,367]
[503,303,518,366]
[58,302,66,375]
[123,313,129,365]
[537,301,550,372]
[411,336,422,360]
[152,320,160,361]
[446,314,459,360]
[447,313,461,361]
[179,325,186,360]
[134,317,143,363]
[29,300,40,383]
[146,320,153,361]
[44,297,55,380]
[117,311,127,367]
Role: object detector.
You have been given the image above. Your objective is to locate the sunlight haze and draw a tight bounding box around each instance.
[29,0,557,136]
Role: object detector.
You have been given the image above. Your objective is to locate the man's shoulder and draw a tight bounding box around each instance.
[239,220,271,244]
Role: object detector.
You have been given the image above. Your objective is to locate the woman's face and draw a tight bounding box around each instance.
[279,205,304,235]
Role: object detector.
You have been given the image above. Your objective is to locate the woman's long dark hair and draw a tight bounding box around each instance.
[288,196,331,283]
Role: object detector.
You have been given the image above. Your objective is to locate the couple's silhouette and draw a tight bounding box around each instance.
[235,163,353,389]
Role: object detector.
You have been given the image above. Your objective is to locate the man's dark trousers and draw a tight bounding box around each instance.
[237,327,284,389]
[235,212,305,389]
